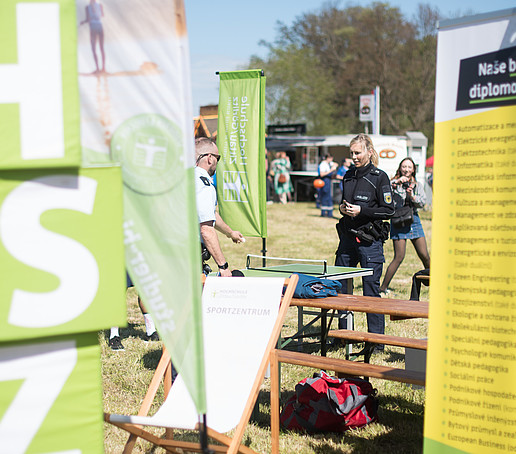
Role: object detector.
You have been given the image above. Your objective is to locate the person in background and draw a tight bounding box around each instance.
[266,149,273,204]
[380,157,430,295]
[427,166,434,190]
[335,157,352,202]
[108,273,159,351]
[195,137,244,276]
[335,134,394,347]
[318,153,339,217]
[336,158,352,184]
[271,151,293,204]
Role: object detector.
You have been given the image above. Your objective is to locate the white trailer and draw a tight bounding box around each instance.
[302,131,428,181]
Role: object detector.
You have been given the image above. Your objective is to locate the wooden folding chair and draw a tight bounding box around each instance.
[106,274,298,453]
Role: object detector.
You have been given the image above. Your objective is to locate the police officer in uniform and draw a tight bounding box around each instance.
[194,137,244,276]
[335,134,394,340]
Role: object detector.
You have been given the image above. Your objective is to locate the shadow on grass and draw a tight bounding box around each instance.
[383,350,405,363]
[141,348,166,371]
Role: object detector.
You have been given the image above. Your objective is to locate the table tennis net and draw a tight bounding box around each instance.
[245,255,328,275]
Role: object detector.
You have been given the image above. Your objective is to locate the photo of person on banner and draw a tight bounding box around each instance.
[195,138,244,276]
[80,0,106,74]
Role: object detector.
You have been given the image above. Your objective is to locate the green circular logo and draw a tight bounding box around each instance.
[111,114,184,195]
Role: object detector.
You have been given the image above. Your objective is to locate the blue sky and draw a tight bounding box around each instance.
[184,1,516,114]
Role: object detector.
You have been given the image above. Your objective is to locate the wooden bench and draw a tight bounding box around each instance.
[327,328,427,364]
[270,348,426,454]
[285,294,428,379]
[291,293,428,319]
[289,294,428,354]
[280,294,429,380]
[273,349,426,387]
[327,329,428,350]
[271,294,428,454]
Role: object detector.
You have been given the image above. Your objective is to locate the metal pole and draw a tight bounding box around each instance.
[261,238,267,267]
[374,85,380,135]
[200,414,214,454]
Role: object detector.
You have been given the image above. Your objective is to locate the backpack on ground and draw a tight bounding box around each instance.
[280,371,378,432]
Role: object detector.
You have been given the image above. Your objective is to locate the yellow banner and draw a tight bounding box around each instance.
[425,106,516,452]
[424,9,516,453]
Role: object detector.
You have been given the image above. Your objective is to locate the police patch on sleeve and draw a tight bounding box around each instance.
[200,176,211,186]
[382,185,392,204]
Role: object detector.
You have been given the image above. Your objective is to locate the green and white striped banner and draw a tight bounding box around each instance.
[217,70,267,238]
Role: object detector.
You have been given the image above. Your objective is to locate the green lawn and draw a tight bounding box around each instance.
[102,201,432,453]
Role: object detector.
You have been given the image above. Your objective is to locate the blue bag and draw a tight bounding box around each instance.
[290,273,342,298]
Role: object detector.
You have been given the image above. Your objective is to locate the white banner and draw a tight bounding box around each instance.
[77,0,206,413]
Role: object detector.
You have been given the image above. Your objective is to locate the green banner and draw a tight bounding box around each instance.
[77,0,206,414]
[0,332,104,453]
[117,140,206,413]
[217,70,267,238]
[0,0,81,169]
[0,166,126,342]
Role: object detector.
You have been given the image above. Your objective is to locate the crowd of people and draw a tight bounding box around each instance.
[266,134,432,350]
[112,134,431,353]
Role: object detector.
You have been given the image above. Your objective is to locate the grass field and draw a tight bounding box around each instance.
[102,201,432,453]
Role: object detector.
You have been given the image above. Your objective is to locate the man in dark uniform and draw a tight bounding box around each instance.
[335,134,394,340]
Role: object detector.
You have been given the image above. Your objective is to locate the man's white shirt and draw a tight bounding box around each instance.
[195,166,217,226]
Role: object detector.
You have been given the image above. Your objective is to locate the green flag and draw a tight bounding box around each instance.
[0,167,126,342]
[0,2,126,450]
[77,0,206,413]
[0,333,104,453]
[217,70,267,238]
[0,0,81,170]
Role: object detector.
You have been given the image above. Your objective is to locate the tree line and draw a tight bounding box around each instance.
[248,2,462,155]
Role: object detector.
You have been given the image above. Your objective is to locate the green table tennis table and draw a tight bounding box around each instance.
[239,258,373,352]
[241,263,371,291]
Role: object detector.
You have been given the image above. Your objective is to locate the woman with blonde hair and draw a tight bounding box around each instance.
[335,134,394,346]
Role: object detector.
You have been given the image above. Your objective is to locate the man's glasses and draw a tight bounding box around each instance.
[197,153,221,163]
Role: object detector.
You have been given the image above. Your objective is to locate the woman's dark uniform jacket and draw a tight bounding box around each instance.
[338,163,394,233]
[335,162,395,335]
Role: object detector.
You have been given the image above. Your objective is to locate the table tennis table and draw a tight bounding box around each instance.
[239,258,373,351]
